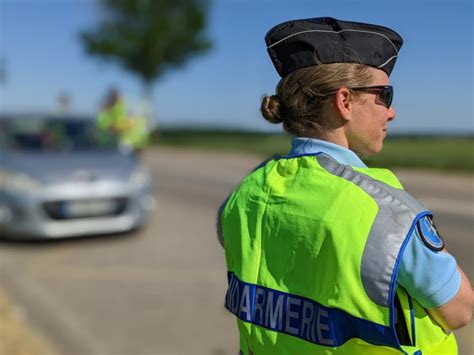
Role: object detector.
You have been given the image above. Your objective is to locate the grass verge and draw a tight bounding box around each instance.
[0,290,60,355]
[152,130,474,172]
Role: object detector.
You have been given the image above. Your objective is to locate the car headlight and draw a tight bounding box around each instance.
[129,167,152,187]
[0,169,42,193]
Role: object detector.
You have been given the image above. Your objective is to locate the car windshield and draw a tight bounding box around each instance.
[0,117,120,152]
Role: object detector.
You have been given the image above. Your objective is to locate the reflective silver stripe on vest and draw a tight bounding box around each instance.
[317,154,427,306]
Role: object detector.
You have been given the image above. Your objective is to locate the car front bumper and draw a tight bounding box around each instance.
[0,180,155,239]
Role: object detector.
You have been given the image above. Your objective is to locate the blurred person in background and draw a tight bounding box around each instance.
[135,95,157,138]
[54,91,71,115]
[217,17,473,354]
[97,87,148,154]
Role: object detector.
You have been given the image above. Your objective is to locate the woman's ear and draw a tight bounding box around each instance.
[333,87,352,121]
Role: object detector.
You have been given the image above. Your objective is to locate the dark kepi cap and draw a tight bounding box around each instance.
[265,17,403,77]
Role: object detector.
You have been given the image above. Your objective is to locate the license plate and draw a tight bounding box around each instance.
[64,199,116,217]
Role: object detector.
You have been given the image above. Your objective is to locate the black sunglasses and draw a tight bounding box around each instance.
[350,85,393,108]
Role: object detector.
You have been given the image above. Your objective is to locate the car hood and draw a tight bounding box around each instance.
[0,151,138,184]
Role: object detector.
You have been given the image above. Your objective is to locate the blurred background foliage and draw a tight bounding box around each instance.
[80,0,212,100]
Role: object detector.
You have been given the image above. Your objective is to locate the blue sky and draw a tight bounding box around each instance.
[0,0,472,133]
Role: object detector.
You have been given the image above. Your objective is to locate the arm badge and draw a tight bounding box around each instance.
[417,216,444,252]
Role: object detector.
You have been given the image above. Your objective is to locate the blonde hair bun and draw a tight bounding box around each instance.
[261,95,284,124]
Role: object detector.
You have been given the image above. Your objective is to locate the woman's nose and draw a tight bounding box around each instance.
[387,106,396,121]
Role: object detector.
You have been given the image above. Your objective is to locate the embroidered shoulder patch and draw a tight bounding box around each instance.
[417,216,444,252]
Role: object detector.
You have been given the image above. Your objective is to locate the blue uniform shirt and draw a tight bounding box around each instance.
[290,137,461,308]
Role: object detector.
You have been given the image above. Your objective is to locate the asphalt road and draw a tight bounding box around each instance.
[0,147,472,355]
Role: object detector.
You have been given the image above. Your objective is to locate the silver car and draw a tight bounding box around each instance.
[0,115,155,239]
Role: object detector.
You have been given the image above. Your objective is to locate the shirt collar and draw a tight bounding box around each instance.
[289,137,367,168]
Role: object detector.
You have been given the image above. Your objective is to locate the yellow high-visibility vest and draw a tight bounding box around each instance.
[221,153,457,354]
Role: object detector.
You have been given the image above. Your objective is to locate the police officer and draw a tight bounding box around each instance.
[96,88,128,148]
[97,88,149,153]
[217,17,473,354]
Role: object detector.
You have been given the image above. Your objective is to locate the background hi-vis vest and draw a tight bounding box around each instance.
[97,99,149,150]
[221,154,457,354]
